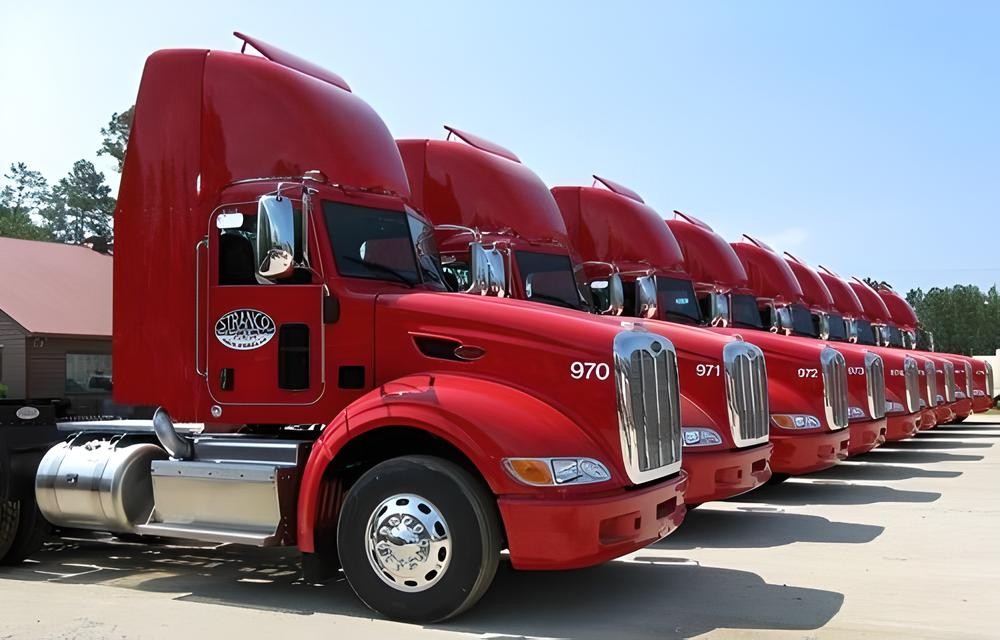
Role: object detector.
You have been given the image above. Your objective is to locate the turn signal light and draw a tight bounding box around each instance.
[503,457,612,486]
[771,414,822,430]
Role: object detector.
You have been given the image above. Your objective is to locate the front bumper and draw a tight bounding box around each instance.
[770,429,849,475]
[952,397,973,420]
[682,443,773,504]
[934,404,955,425]
[919,408,938,431]
[847,418,887,457]
[886,412,921,441]
[973,394,993,413]
[498,470,688,570]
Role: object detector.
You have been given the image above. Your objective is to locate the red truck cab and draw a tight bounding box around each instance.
[719,236,893,454]
[876,286,989,417]
[847,277,972,424]
[397,132,772,505]
[554,191,852,478]
[29,36,690,623]
[819,268,951,429]
[778,252,927,445]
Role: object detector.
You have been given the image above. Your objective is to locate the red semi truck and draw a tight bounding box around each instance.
[875,285,992,417]
[773,253,927,442]
[547,180,856,478]
[817,267,954,428]
[19,36,693,622]
[847,278,973,423]
[655,212,884,461]
[397,132,772,505]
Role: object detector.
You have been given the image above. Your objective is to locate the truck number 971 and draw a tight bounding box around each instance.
[571,361,611,380]
[798,368,819,378]
[696,364,721,377]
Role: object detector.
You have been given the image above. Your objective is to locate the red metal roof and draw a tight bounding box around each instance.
[0,237,112,337]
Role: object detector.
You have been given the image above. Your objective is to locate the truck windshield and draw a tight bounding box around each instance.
[323,200,447,290]
[731,294,764,329]
[827,313,848,341]
[657,277,702,325]
[789,304,818,337]
[885,324,905,348]
[855,319,877,345]
[515,251,585,310]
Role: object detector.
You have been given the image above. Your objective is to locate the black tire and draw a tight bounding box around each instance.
[0,500,19,560]
[336,455,500,623]
[767,473,791,485]
[951,415,967,424]
[0,498,49,565]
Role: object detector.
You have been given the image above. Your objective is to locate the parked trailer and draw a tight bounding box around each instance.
[20,35,691,622]
[397,132,774,506]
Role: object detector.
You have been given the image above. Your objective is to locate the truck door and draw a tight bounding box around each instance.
[204,200,326,408]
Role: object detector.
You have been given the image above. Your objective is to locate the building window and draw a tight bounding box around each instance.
[65,353,113,394]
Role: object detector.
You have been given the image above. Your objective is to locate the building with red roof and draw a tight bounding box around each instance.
[0,237,112,410]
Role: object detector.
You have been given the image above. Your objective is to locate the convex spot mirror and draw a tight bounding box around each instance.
[468,242,506,296]
[634,275,658,319]
[216,212,245,230]
[589,274,624,316]
[772,305,793,335]
[256,195,296,280]
[815,312,831,340]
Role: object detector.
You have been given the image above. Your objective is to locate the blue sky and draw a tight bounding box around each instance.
[1,1,996,293]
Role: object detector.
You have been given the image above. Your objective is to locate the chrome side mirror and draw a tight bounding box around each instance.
[774,306,793,335]
[634,275,658,319]
[468,242,505,296]
[256,195,296,280]
[590,274,624,315]
[846,318,859,343]
[816,312,831,340]
[708,292,729,327]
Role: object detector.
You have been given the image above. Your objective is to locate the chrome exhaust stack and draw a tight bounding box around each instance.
[153,407,193,459]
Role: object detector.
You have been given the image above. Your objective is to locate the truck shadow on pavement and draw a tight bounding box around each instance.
[651,507,883,550]
[730,481,941,507]
[851,449,984,464]
[880,439,994,450]
[808,463,962,481]
[919,430,1000,439]
[0,536,843,639]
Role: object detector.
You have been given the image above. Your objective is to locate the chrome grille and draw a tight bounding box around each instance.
[964,362,973,397]
[903,356,920,413]
[925,360,939,406]
[944,362,956,402]
[821,347,850,430]
[987,362,995,398]
[723,341,769,447]
[614,330,682,483]
[865,352,886,419]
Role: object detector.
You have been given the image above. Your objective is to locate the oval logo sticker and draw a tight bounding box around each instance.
[15,406,40,421]
[215,309,276,350]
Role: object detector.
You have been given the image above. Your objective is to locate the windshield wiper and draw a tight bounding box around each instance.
[343,256,416,288]
[526,291,580,310]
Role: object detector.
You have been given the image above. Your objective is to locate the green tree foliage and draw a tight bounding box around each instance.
[98,106,134,172]
[906,285,1000,355]
[0,162,52,240]
[42,160,115,244]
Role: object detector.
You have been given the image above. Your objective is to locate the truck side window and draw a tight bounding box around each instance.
[442,261,470,291]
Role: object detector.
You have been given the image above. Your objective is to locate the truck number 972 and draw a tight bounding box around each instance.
[798,368,819,378]
[571,361,611,380]
[696,364,721,377]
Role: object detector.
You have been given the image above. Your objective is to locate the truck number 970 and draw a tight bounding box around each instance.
[571,361,611,380]
[696,364,721,377]
[798,368,819,378]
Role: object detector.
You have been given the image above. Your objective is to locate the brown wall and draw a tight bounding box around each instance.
[0,309,27,399]
[26,336,112,400]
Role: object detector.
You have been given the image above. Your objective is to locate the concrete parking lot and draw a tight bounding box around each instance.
[1,416,997,639]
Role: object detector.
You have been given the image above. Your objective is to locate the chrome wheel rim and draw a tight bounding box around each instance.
[365,493,451,592]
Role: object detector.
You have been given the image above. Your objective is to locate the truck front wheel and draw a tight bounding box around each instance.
[336,455,500,623]
[0,498,48,565]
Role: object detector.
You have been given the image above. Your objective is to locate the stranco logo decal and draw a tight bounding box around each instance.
[215,309,276,350]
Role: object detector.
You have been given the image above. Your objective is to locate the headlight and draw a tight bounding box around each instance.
[885,400,905,413]
[771,414,822,429]
[848,406,866,420]
[682,427,723,447]
[503,457,612,486]
[936,394,944,404]
[955,390,967,399]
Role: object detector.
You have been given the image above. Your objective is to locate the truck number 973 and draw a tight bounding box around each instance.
[571,361,611,380]
[798,368,819,378]
[696,364,721,377]
[848,367,865,376]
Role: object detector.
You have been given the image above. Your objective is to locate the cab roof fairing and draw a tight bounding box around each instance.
[783,252,837,313]
[666,215,752,294]
[729,238,806,306]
